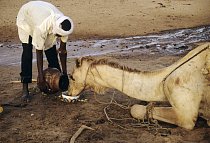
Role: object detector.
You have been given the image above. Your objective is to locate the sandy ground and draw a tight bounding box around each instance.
[1,0,210,42]
[0,0,210,143]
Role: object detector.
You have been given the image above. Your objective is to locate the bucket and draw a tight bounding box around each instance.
[43,68,69,93]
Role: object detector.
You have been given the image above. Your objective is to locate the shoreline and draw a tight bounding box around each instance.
[1,24,210,43]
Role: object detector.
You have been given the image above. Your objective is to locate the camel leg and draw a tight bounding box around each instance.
[131,90,201,130]
[131,103,199,130]
[130,104,178,126]
[166,85,203,130]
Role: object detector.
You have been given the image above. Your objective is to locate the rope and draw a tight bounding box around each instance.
[162,45,209,96]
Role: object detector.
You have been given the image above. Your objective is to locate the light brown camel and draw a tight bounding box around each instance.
[67,43,210,130]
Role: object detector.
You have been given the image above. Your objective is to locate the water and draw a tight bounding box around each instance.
[66,25,210,58]
[0,25,210,65]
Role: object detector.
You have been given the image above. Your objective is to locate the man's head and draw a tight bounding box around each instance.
[53,16,74,36]
[61,19,71,31]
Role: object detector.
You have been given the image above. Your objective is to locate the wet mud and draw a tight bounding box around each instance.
[0,25,210,65]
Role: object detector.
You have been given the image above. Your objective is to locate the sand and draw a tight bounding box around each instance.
[1,0,210,41]
[0,0,210,142]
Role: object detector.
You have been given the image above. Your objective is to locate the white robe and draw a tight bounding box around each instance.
[16,1,68,50]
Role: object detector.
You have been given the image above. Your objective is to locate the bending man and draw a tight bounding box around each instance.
[16,1,73,101]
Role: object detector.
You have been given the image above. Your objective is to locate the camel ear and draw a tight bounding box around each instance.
[76,58,82,68]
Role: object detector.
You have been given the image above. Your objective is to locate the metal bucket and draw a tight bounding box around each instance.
[43,68,69,93]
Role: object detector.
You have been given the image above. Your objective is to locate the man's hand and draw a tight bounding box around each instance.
[37,76,49,93]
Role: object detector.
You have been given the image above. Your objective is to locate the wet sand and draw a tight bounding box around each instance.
[1,25,210,66]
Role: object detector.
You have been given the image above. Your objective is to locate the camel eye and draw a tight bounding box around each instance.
[76,58,81,68]
[69,74,75,81]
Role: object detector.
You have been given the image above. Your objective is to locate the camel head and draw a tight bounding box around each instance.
[68,57,94,97]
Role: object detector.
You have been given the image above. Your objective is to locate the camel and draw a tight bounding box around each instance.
[67,43,210,130]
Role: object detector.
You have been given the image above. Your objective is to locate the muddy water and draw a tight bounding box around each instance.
[0,25,210,65]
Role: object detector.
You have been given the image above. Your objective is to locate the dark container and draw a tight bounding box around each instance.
[43,68,69,93]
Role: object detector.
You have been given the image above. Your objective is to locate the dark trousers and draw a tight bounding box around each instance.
[20,36,61,83]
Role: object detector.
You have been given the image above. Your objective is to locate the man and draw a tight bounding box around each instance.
[16,1,73,101]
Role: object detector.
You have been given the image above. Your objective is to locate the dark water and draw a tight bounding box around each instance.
[67,25,210,58]
[0,25,210,65]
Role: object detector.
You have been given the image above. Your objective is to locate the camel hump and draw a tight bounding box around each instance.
[178,43,209,63]
[163,43,210,75]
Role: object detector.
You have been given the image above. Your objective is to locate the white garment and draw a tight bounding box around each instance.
[16,1,71,50]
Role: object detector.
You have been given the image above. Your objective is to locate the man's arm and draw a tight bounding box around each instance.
[36,49,48,92]
[58,41,67,74]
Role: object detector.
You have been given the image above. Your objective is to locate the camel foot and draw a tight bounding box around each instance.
[130,104,146,119]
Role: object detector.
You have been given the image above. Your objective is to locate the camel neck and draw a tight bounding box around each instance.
[88,65,167,101]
